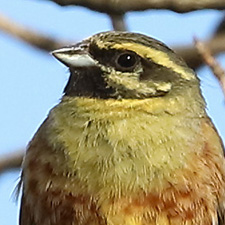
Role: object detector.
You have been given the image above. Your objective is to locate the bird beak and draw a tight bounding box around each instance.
[51,47,96,67]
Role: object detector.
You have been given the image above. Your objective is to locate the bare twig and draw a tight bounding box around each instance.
[109,13,127,31]
[194,38,225,97]
[0,14,68,52]
[0,150,24,174]
[43,0,225,14]
[176,15,225,70]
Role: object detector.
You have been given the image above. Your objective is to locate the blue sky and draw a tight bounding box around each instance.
[0,1,225,224]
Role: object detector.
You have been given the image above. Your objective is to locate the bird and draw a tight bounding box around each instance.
[19,31,225,225]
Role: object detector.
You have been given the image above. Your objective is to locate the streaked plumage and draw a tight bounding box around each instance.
[19,31,225,225]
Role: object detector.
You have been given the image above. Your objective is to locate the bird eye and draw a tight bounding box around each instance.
[115,52,138,71]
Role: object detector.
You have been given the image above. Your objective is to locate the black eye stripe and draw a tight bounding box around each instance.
[89,43,140,72]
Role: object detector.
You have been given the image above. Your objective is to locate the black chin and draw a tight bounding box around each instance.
[64,66,115,98]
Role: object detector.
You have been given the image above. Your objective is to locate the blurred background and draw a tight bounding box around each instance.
[0,0,225,224]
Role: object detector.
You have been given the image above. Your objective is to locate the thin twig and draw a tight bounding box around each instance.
[194,38,225,98]
[0,150,24,174]
[109,13,127,31]
[0,13,68,52]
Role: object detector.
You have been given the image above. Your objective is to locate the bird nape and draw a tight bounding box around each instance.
[19,31,225,225]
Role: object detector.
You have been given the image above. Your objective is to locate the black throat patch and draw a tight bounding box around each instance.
[64,66,115,98]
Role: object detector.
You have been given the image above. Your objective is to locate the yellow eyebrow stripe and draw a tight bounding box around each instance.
[111,42,195,81]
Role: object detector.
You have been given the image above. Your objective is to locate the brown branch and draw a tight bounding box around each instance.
[0,150,24,174]
[43,0,225,14]
[0,13,68,52]
[194,38,225,97]
[175,15,225,70]
[109,13,127,31]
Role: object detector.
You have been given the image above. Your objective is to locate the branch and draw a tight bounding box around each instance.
[175,15,225,70]
[0,13,67,52]
[0,150,24,174]
[194,38,225,98]
[109,13,127,31]
[43,0,225,14]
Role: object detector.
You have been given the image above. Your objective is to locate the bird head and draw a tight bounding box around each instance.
[52,31,199,100]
